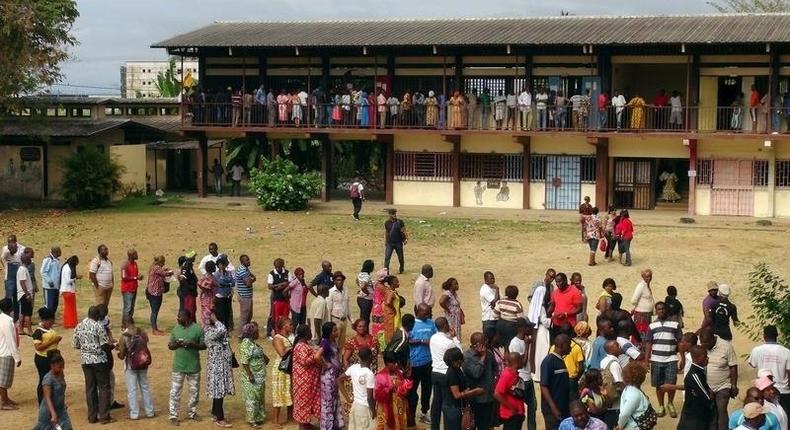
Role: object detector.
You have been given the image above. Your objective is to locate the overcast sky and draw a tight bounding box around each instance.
[56,0,714,95]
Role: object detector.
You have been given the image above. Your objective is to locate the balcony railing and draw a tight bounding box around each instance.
[181,102,786,134]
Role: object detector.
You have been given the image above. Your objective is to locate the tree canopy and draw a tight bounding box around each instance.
[0,0,79,109]
[708,0,790,12]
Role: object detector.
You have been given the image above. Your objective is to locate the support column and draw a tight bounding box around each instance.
[515,136,531,209]
[319,134,332,202]
[596,48,612,95]
[454,55,463,93]
[444,135,462,207]
[687,138,697,216]
[197,133,208,197]
[383,135,394,205]
[258,54,267,86]
[767,141,776,217]
[769,52,780,133]
[687,54,700,131]
[321,54,330,90]
[588,137,609,208]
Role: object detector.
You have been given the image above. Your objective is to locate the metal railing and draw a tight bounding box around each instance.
[182,101,785,134]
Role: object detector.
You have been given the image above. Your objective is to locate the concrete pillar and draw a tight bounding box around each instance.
[319,135,332,202]
[591,137,609,208]
[687,139,698,216]
[767,142,776,217]
[384,136,394,205]
[197,133,208,197]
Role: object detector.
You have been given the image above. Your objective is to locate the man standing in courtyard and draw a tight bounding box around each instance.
[700,327,738,430]
[230,162,244,197]
[748,325,790,414]
[40,246,62,314]
[384,209,407,274]
[414,264,435,311]
[0,298,20,410]
[89,245,114,307]
[2,235,25,322]
[350,176,365,221]
[74,305,114,424]
[234,255,255,337]
[168,309,206,425]
[120,249,143,326]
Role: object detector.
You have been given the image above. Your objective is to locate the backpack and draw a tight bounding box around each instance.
[126,332,152,370]
[601,359,622,408]
[350,183,360,198]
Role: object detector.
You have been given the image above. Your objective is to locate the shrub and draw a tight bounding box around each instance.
[742,263,790,344]
[61,146,123,208]
[247,158,321,211]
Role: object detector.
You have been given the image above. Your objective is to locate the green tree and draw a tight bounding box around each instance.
[708,0,790,12]
[155,58,181,98]
[0,0,79,109]
[61,146,123,209]
[742,263,790,344]
[247,158,321,211]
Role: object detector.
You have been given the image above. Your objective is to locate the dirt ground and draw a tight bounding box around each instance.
[1,201,788,430]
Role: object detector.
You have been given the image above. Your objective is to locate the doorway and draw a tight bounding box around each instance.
[717,77,742,130]
[613,158,654,209]
[655,159,689,205]
[166,149,195,191]
[545,155,581,210]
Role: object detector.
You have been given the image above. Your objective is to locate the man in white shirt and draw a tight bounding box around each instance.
[669,90,683,128]
[341,347,376,430]
[479,271,500,335]
[749,325,790,412]
[377,90,388,128]
[350,176,365,221]
[199,243,234,276]
[89,244,114,307]
[535,88,549,130]
[0,298,20,409]
[600,340,625,427]
[16,249,35,336]
[518,89,533,130]
[429,317,462,430]
[413,264,435,311]
[230,163,244,197]
[611,90,627,129]
[616,319,643,368]
[2,235,25,322]
[327,271,351,345]
[506,92,518,130]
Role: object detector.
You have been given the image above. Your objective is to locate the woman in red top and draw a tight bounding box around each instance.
[120,249,143,327]
[614,209,634,266]
[494,352,525,430]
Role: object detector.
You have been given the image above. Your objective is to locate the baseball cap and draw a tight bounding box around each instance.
[718,284,731,298]
[706,281,719,292]
[754,376,775,391]
[743,402,765,419]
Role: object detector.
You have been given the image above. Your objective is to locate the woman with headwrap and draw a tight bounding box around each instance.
[527,281,551,382]
[449,90,465,129]
[425,91,439,127]
[370,268,389,349]
[239,322,269,428]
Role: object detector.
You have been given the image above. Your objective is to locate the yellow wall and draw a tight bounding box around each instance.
[461,135,522,153]
[394,134,451,152]
[581,183,597,207]
[392,181,453,206]
[776,190,790,217]
[699,76,718,131]
[696,187,711,215]
[459,180,522,209]
[110,144,147,195]
[146,150,168,191]
[530,135,593,155]
[754,189,772,218]
[0,145,44,199]
[47,145,73,198]
[609,136,688,158]
[530,182,546,209]
[698,138,772,159]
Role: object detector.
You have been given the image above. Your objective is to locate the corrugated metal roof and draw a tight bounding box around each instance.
[152,14,790,48]
[19,96,179,106]
[0,117,182,137]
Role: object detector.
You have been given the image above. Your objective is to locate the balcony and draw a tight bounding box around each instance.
[179,102,785,136]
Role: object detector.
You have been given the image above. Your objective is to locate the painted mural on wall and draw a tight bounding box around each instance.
[473,180,510,205]
[0,146,43,199]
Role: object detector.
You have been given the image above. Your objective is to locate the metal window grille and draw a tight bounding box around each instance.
[464,78,506,96]
[696,159,713,185]
[580,156,597,183]
[460,153,523,180]
[393,151,452,181]
[777,160,790,188]
[753,160,769,187]
[530,154,547,181]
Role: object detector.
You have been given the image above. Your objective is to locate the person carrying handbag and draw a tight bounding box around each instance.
[494,352,526,430]
[616,362,657,430]
[442,348,484,430]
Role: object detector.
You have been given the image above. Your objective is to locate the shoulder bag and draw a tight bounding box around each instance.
[278,348,293,374]
[634,390,658,430]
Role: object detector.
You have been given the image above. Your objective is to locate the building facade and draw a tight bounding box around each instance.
[153,14,790,217]
[121,59,199,98]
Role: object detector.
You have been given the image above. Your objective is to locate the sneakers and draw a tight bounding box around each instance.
[667,402,677,418]
[656,405,666,417]
[419,414,431,424]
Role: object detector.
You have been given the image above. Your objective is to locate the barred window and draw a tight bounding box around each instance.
[530,154,547,181]
[753,160,769,187]
[580,156,597,183]
[394,151,452,181]
[777,160,790,188]
[461,153,523,181]
[696,159,713,185]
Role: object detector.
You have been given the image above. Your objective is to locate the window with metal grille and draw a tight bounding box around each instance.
[777,160,790,188]
[696,159,713,185]
[464,78,506,97]
[460,153,523,180]
[580,156,597,183]
[394,151,452,181]
[753,160,769,187]
[530,154,547,181]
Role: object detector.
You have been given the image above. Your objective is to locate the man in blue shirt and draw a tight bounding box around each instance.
[234,254,255,337]
[408,303,436,427]
[308,260,333,297]
[589,316,614,369]
[39,246,61,314]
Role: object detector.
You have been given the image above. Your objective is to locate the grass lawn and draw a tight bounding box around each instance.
[2,203,788,430]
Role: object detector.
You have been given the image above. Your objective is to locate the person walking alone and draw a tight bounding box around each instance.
[384,209,407,274]
[350,176,365,221]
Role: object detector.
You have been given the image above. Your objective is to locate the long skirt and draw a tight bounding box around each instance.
[241,370,266,424]
[320,369,345,430]
[62,292,77,329]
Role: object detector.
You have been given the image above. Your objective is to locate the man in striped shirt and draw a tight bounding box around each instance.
[234,255,256,337]
[645,301,682,418]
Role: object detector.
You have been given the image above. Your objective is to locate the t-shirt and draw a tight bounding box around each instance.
[706,337,738,392]
[589,335,607,369]
[308,296,329,322]
[231,165,244,181]
[480,284,498,322]
[234,264,253,299]
[550,340,586,379]
[410,318,437,367]
[430,332,462,375]
[646,319,681,363]
[550,286,582,327]
[170,323,203,374]
[494,299,523,321]
[709,300,738,341]
[540,352,570,417]
[89,257,114,289]
[444,366,466,408]
[749,343,790,394]
[616,336,641,369]
[384,219,405,244]
[120,260,139,294]
[32,326,59,358]
[509,336,532,380]
[16,265,30,299]
[495,367,524,419]
[345,363,375,407]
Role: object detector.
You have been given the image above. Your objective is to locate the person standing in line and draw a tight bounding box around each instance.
[272,318,294,428]
[230,162,244,197]
[508,318,538,430]
[479,271,500,336]
[117,315,154,420]
[350,176,365,220]
[384,209,407,275]
[645,301,682,418]
[308,260,334,298]
[239,322,269,428]
[199,242,235,276]
[548,273,583,340]
[518,87,533,131]
[356,260,375,325]
[146,255,172,335]
[661,345,713,430]
[234,255,256,337]
[328,271,351,346]
[308,285,330,344]
[413,264,435,311]
[429,316,462,430]
[197,261,220,328]
[210,158,224,195]
[0,298,20,410]
[375,350,411,430]
[204,311,234,428]
[293,324,322,430]
[59,256,80,329]
[120,249,143,327]
[749,325,790,414]
[213,256,235,331]
[40,246,61,315]
[168,308,206,426]
[494,352,526,430]
[33,307,62,403]
[541,334,572,430]
[408,303,436,427]
[32,352,73,430]
[462,332,497,430]
[442,347,485,430]
[89,245,114,307]
[494,285,524,351]
[287,267,309,325]
[700,326,739,430]
[340,346,376,430]
[177,253,198,320]
[630,269,655,344]
[2,235,25,323]
[73,305,114,424]
[319,321,345,430]
[95,304,123,411]
[439,278,464,342]
[600,340,625,428]
[267,258,292,338]
[16,248,36,336]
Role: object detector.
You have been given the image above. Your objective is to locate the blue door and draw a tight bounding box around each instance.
[545,155,581,210]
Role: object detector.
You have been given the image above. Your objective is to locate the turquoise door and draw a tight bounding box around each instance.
[545,155,581,210]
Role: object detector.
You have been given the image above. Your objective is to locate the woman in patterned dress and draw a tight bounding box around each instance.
[292,324,322,430]
[197,261,219,328]
[374,351,411,430]
[449,90,465,129]
[239,322,269,429]
[319,321,344,430]
[205,312,235,428]
[370,268,391,350]
[341,319,379,413]
[439,277,464,340]
[271,317,294,429]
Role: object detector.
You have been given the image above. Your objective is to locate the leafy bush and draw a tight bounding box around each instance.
[61,146,123,208]
[247,158,321,211]
[742,263,790,344]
